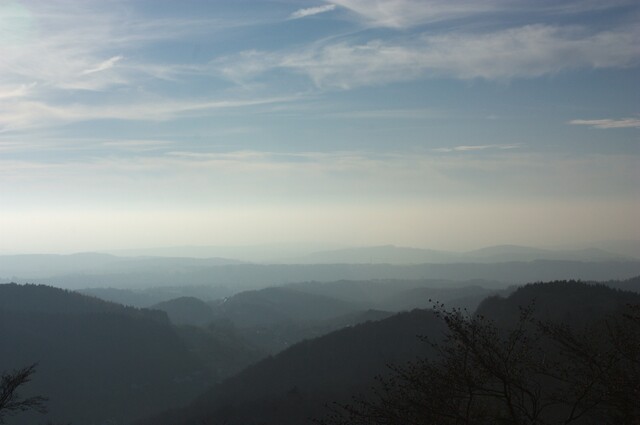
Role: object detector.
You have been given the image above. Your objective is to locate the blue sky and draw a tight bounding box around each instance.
[0,0,638,253]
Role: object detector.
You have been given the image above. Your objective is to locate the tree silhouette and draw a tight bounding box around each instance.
[326,303,640,425]
[0,364,47,424]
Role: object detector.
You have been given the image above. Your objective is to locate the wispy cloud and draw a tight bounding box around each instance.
[331,0,495,28]
[433,144,521,153]
[331,0,633,29]
[100,139,174,152]
[0,96,297,132]
[0,83,36,99]
[290,4,336,19]
[0,1,282,94]
[0,1,313,133]
[322,108,443,119]
[568,118,640,129]
[215,24,640,88]
[81,56,124,75]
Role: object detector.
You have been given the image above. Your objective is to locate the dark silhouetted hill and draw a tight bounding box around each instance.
[137,309,445,425]
[477,277,640,325]
[0,283,211,425]
[604,274,640,293]
[138,278,640,425]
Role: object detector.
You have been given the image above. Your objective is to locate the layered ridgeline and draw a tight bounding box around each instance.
[30,260,640,292]
[137,277,640,425]
[2,244,640,295]
[149,276,639,357]
[0,283,213,425]
[150,280,504,355]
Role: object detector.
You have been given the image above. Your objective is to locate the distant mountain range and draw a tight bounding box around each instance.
[288,244,636,264]
[104,240,640,263]
[0,252,242,279]
[2,243,638,291]
[4,259,639,295]
[106,242,347,263]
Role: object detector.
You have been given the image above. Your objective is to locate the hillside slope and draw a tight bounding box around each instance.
[138,277,640,425]
[138,309,445,425]
[0,283,211,425]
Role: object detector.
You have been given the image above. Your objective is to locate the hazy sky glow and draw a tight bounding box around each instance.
[0,0,638,253]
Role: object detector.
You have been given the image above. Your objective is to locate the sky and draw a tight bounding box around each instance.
[0,0,638,253]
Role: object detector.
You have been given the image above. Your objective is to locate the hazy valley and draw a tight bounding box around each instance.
[1,242,640,424]
[2,0,638,424]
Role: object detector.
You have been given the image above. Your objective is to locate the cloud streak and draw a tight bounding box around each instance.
[290,4,336,19]
[433,144,521,153]
[568,118,640,129]
[215,24,640,89]
[82,56,124,75]
[331,0,495,28]
[0,83,36,99]
[330,0,632,29]
[0,96,297,132]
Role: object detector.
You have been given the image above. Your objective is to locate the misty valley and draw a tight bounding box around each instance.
[1,0,639,424]
[1,244,640,425]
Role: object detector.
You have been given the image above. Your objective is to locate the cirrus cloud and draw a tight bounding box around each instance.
[215,24,640,88]
[569,118,640,129]
[290,4,336,20]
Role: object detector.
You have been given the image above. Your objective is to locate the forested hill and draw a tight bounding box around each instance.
[137,309,445,425]
[137,278,640,425]
[0,283,211,425]
[0,282,166,321]
[477,279,640,324]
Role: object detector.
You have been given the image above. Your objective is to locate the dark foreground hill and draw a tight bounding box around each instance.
[137,309,445,425]
[138,277,640,425]
[477,278,640,324]
[0,283,212,425]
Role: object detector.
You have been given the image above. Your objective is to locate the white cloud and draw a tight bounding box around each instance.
[0,83,36,99]
[568,118,640,129]
[331,0,495,28]
[0,3,236,94]
[215,24,640,88]
[330,0,632,29]
[81,56,123,75]
[290,4,336,19]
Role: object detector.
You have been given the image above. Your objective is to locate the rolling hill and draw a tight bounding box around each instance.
[0,283,211,425]
[136,277,640,425]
